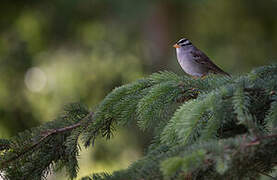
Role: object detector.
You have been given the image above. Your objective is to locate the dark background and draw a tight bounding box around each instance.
[0,0,276,179]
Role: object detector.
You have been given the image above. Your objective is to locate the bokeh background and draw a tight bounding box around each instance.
[0,0,277,179]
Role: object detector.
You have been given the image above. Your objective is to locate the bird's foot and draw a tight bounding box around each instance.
[201,75,207,79]
[191,75,206,79]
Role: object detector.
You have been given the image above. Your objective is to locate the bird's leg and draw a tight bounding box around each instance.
[201,75,207,79]
[191,75,206,79]
[191,76,199,79]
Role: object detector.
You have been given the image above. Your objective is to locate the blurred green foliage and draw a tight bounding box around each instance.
[0,0,276,178]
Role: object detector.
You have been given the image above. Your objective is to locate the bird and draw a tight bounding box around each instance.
[173,38,230,77]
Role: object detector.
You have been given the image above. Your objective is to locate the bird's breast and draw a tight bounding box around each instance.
[176,48,208,77]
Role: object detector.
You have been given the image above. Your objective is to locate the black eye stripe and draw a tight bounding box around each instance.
[180,41,192,46]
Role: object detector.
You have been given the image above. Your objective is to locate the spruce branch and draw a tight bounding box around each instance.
[256,170,276,180]
[246,133,277,147]
[1,64,277,180]
[1,124,79,168]
[0,139,11,151]
[0,112,93,169]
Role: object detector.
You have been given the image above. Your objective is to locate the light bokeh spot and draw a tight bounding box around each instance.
[25,67,47,92]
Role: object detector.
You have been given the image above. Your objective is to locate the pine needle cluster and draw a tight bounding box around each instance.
[1,64,277,180]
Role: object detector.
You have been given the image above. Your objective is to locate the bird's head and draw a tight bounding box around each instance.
[173,38,192,48]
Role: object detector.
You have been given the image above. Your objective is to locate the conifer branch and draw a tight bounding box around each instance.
[256,170,276,180]
[1,64,277,179]
[246,133,277,147]
[0,112,94,169]
[0,139,10,151]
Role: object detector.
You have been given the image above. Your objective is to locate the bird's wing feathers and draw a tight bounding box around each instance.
[190,49,230,76]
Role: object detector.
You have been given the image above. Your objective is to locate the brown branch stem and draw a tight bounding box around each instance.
[246,133,277,147]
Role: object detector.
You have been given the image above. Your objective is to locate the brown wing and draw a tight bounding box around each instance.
[190,48,230,77]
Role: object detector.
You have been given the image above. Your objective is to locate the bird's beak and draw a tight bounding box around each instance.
[173,44,180,48]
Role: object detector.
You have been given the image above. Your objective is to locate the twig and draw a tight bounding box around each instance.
[246,133,277,147]
[257,170,277,180]
[233,133,277,157]
[0,112,94,168]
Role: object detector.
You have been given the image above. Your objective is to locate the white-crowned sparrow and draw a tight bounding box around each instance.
[173,38,230,77]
